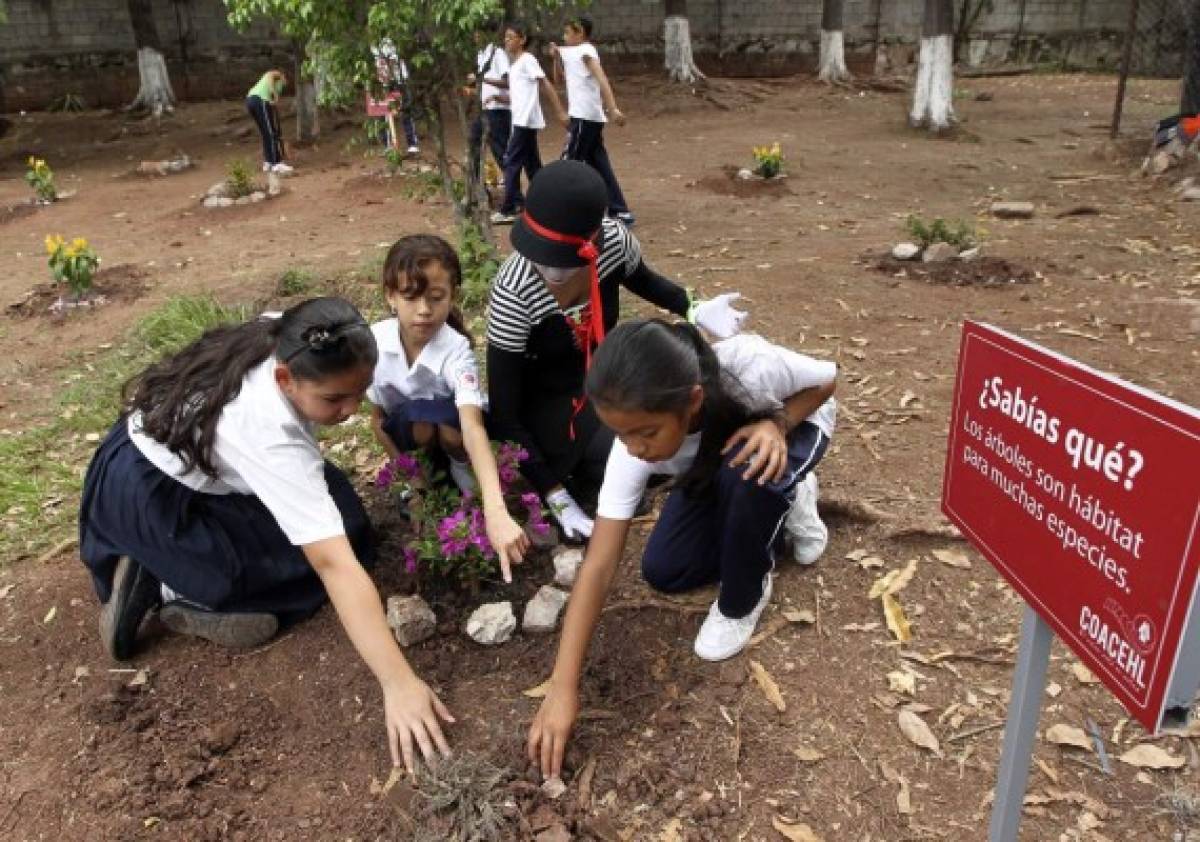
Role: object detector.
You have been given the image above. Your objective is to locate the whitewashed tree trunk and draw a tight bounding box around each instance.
[130,46,176,116]
[818,0,851,83]
[294,41,319,143]
[818,31,850,83]
[909,34,954,131]
[664,15,706,84]
[126,0,175,116]
[910,0,955,132]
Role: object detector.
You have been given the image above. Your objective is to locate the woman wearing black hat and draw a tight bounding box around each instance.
[486,160,745,540]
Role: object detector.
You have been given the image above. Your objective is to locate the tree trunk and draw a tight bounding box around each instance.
[293,40,319,143]
[664,0,706,84]
[126,0,175,116]
[1183,0,1200,115]
[910,0,955,132]
[818,0,851,84]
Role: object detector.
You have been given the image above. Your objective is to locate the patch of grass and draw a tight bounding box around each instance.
[0,296,245,563]
[904,214,978,249]
[226,158,257,199]
[276,267,316,297]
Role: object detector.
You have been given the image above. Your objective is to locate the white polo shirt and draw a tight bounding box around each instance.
[128,357,345,546]
[508,52,546,129]
[559,43,605,122]
[477,44,511,111]
[595,334,838,521]
[366,319,484,412]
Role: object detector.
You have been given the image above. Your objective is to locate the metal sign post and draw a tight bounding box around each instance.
[987,606,1053,842]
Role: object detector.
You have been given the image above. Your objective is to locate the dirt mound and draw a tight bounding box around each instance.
[872,253,1037,286]
[6,264,151,320]
[692,165,793,199]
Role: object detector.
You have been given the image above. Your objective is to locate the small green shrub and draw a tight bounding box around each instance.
[276,268,315,297]
[457,221,498,315]
[752,142,784,178]
[25,157,57,202]
[225,158,257,199]
[45,234,100,299]
[904,215,977,249]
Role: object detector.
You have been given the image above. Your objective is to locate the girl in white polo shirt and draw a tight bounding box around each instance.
[526,318,837,778]
[80,297,454,775]
[492,20,567,225]
[369,234,530,581]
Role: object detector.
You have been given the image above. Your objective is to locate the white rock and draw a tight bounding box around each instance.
[891,242,920,260]
[234,196,251,205]
[523,586,569,634]
[552,547,583,588]
[736,167,754,181]
[922,241,959,263]
[958,246,980,261]
[249,191,266,203]
[990,200,1035,219]
[466,601,516,645]
[267,172,282,196]
[202,196,234,208]
[1181,187,1200,202]
[206,181,229,199]
[386,595,437,647]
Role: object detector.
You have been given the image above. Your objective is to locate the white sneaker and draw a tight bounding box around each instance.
[490,211,516,225]
[406,145,420,155]
[448,458,476,495]
[694,574,773,662]
[261,162,271,173]
[271,162,294,175]
[786,473,828,565]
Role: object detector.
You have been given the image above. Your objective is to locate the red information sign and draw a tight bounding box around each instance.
[942,321,1200,732]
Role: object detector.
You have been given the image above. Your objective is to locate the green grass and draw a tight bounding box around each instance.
[276,267,316,297]
[0,296,246,564]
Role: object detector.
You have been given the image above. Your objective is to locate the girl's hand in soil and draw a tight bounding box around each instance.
[383,677,456,775]
[485,506,530,583]
[527,682,580,780]
[723,419,788,485]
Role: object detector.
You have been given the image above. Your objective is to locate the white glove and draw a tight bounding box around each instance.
[546,488,594,541]
[691,292,748,339]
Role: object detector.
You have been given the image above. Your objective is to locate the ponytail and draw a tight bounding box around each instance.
[123,297,377,478]
[586,319,771,496]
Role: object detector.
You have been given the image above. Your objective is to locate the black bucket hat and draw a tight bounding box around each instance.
[510,160,608,268]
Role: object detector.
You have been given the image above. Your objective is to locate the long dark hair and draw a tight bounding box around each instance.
[123,297,377,478]
[382,234,472,347]
[586,319,771,496]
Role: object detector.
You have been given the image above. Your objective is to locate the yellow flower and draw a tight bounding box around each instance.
[45,234,64,255]
[71,237,88,253]
[28,156,35,167]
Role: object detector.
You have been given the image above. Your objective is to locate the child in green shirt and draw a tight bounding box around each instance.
[246,70,293,175]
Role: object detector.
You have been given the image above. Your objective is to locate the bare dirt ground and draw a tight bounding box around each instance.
[2,72,1200,841]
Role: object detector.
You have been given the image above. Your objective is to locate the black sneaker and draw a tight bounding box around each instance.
[159,601,278,650]
[98,556,161,661]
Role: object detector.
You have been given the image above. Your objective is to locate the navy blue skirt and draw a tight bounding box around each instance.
[380,396,462,451]
[79,419,375,624]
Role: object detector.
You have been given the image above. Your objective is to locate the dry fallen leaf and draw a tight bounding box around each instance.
[1045,724,1093,752]
[1071,662,1100,685]
[659,817,684,842]
[749,660,787,712]
[1118,744,1187,769]
[541,775,567,799]
[869,559,918,599]
[898,709,940,753]
[379,766,403,796]
[128,668,150,688]
[845,549,869,562]
[73,665,90,683]
[888,669,917,696]
[783,609,816,625]
[771,815,824,842]
[43,605,57,624]
[0,584,14,599]
[931,548,971,569]
[794,745,825,763]
[523,677,552,698]
[896,774,914,815]
[882,593,913,643]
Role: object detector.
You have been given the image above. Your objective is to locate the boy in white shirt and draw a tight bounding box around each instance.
[550,16,634,226]
[492,20,568,225]
[468,26,512,187]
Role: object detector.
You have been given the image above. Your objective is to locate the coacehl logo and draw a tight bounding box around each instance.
[1078,598,1154,690]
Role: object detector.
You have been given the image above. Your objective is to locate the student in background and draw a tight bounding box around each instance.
[468,26,513,187]
[246,69,293,175]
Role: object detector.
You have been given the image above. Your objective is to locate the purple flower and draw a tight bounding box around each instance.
[403,547,418,574]
[520,492,540,509]
[375,462,395,489]
[394,452,422,480]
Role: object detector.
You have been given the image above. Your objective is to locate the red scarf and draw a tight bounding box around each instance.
[521,212,604,439]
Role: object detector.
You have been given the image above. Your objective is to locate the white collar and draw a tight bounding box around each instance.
[379,320,459,374]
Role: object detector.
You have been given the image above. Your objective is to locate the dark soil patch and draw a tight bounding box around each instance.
[692,165,793,199]
[5,263,151,320]
[0,200,39,226]
[872,252,1037,286]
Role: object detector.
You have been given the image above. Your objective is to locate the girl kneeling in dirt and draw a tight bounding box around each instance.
[79,297,453,773]
[527,318,836,778]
